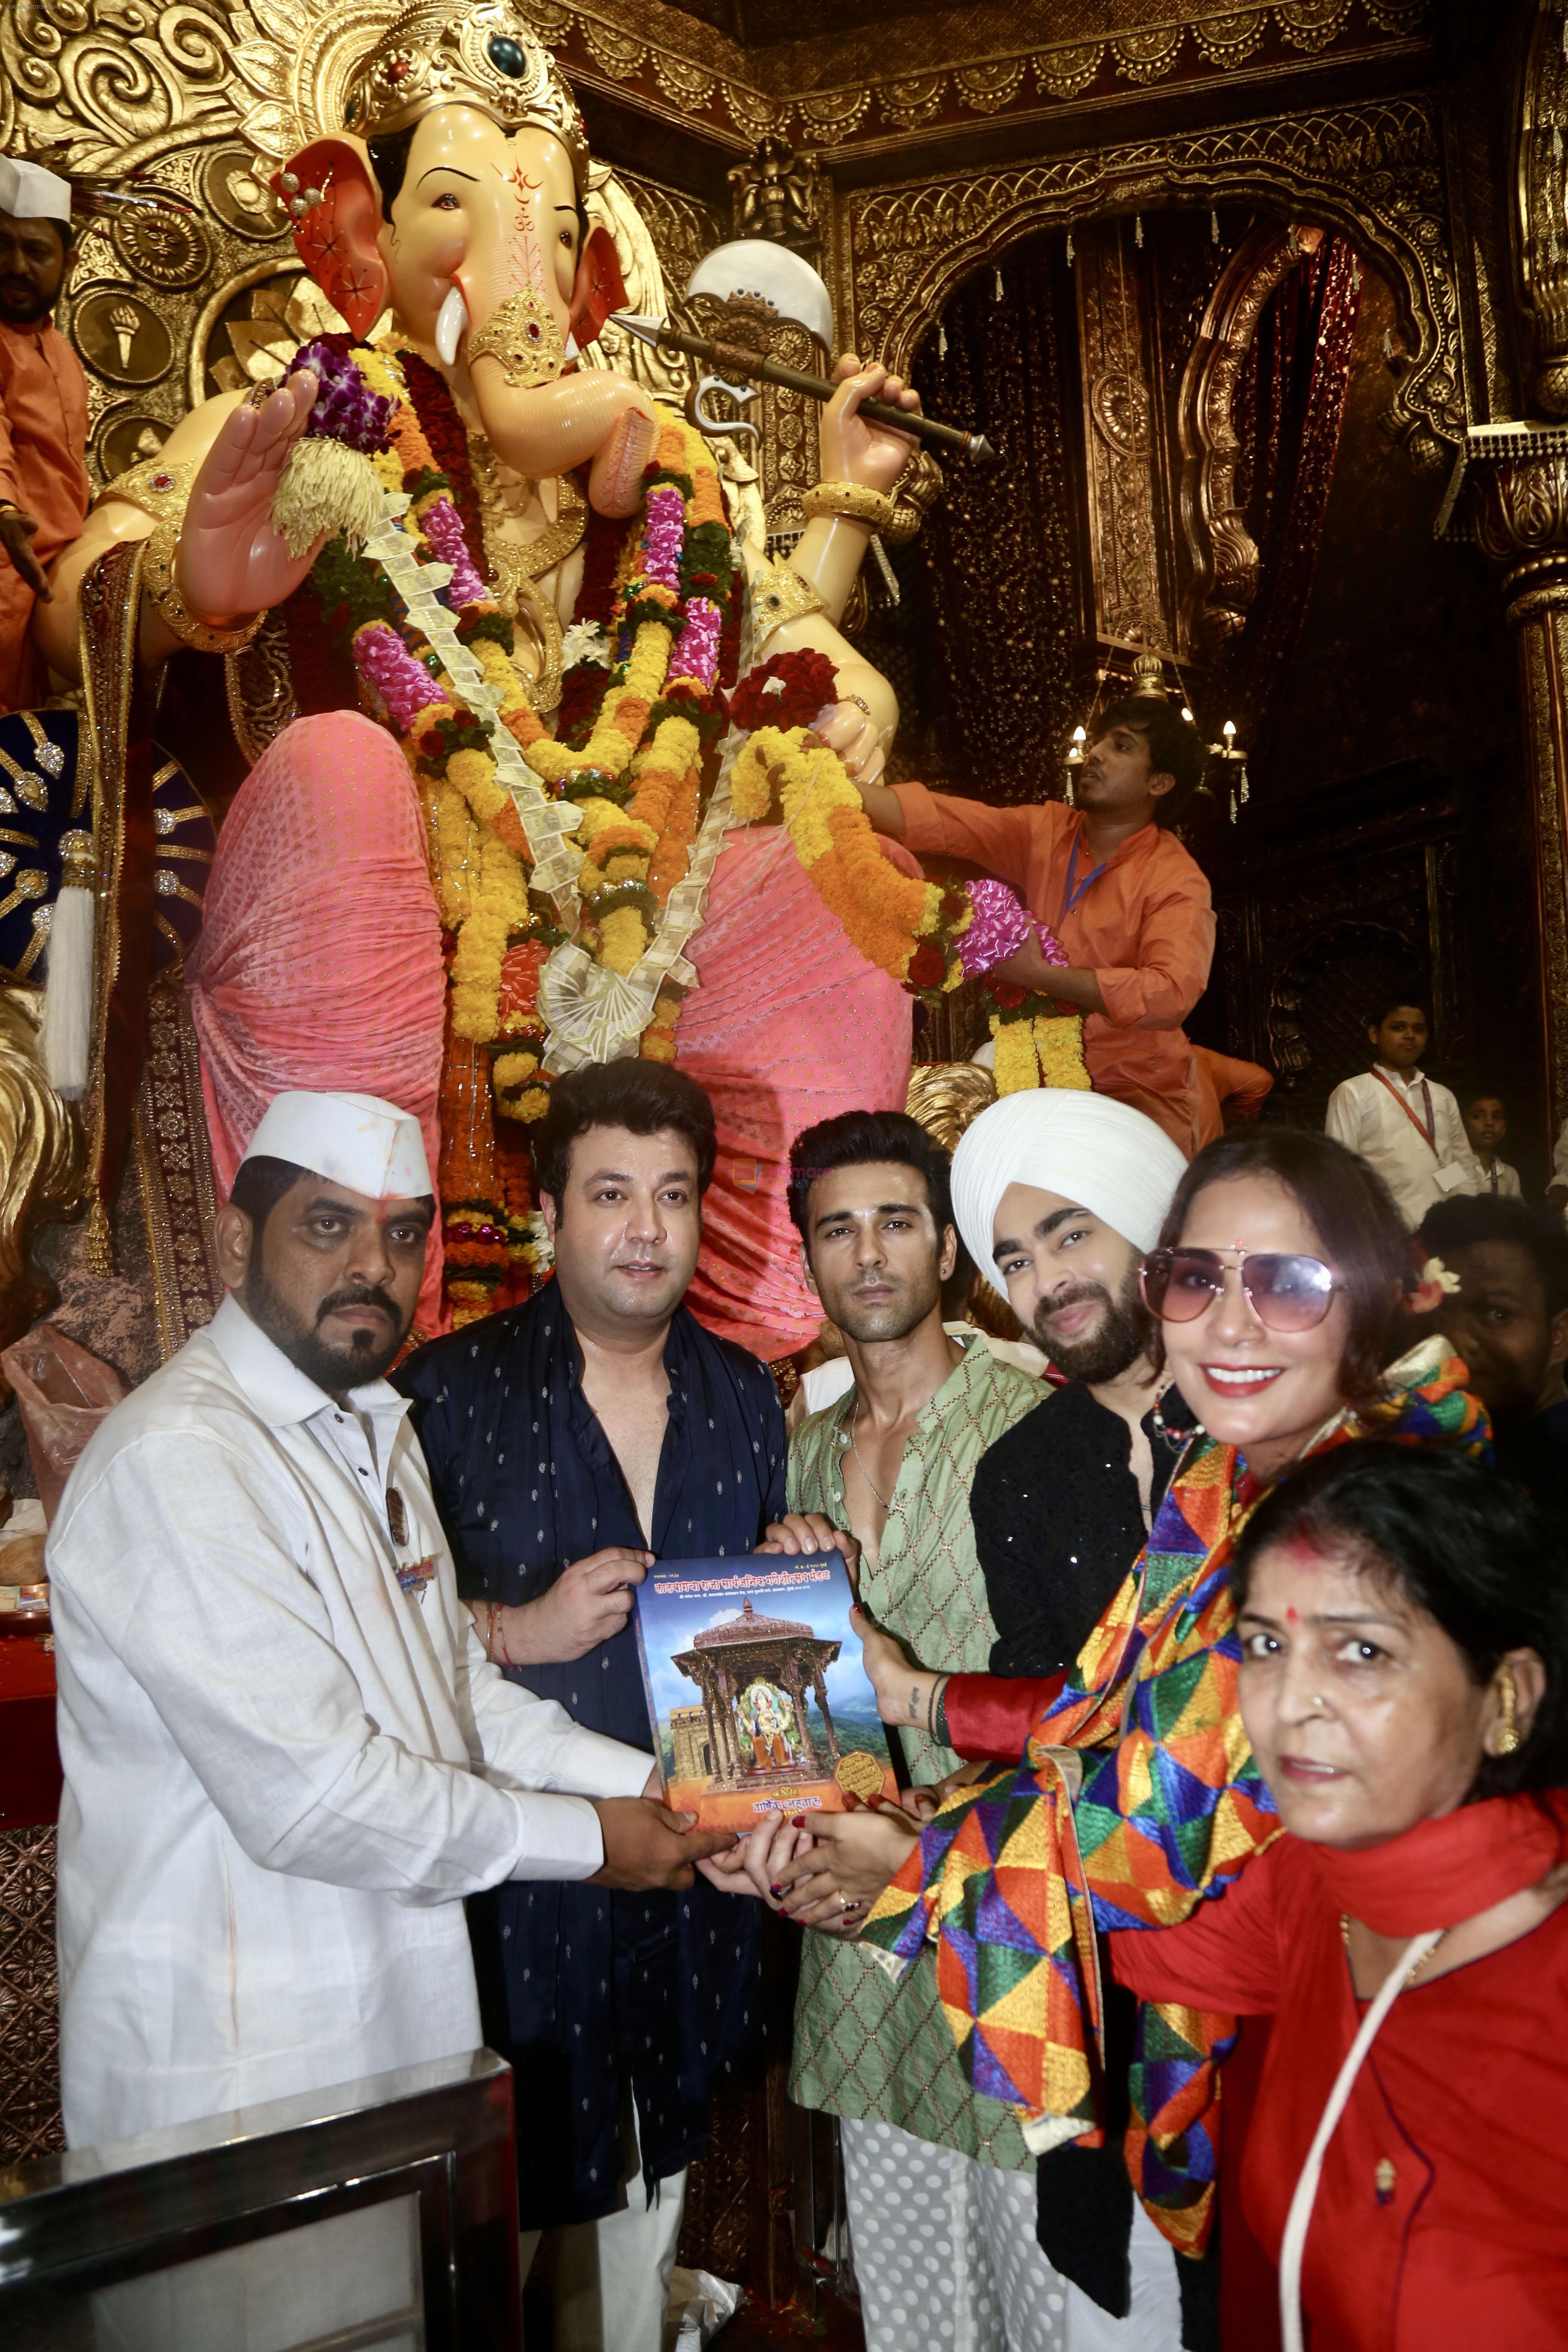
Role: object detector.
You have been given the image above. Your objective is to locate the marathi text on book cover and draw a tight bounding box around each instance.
[631,1551,899,1830]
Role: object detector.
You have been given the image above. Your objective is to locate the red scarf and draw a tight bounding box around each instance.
[1306,1790,1568,1936]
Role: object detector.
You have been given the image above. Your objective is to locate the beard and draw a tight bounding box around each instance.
[0,279,60,328]
[1032,1261,1149,1385]
[242,1269,411,1392]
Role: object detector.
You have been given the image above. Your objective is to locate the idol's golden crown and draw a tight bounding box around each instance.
[342,0,587,187]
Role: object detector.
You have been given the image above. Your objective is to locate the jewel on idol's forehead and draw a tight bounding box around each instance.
[341,1,589,193]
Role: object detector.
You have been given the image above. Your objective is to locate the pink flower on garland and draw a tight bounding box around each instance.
[419,498,487,610]
[354,622,445,732]
[642,487,686,592]
[958,877,1036,978]
[668,597,721,691]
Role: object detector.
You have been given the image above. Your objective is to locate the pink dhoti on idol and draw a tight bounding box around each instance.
[677,828,913,1361]
[184,718,912,1355]
[185,712,448,1332]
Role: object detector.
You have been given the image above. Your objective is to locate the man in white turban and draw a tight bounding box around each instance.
[947,1087,1197,2349]
[47,1088,729,2152]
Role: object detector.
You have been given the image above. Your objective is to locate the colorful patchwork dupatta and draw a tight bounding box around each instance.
[858,1339,1488,2256]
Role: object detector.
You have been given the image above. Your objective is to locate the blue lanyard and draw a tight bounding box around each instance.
[1062,831,1108,922]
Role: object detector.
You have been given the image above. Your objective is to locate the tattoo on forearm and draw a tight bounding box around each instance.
[908,1682,921,1724]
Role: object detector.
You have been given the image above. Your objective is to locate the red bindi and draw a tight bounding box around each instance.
[1286,1605,1299,1624]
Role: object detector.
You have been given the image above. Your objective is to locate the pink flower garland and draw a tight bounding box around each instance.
[958,877,1034,977]
[642,487,686,592]
[353,621,446,732]
[419,497,488,609]
[669,597,721,691]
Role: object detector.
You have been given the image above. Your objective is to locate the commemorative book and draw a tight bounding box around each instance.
[631,1551,900,1830]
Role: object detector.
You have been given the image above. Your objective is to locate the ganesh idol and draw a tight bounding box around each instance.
[32,0,978,1347]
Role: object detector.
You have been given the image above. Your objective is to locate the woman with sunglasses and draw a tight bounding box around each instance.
[743,1128,1485,2309]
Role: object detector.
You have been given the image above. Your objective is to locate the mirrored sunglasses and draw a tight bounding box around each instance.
[1139,1247,1342,1333]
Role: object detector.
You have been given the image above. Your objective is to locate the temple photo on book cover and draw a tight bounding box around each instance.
[674,1596,842,1788]
[633,1556,897,1825]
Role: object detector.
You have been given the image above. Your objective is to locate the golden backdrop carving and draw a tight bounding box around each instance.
[840,96,1464,466]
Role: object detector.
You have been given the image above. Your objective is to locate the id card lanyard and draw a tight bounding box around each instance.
[1061,830,1107,925]
[1370,1067,1436,1154]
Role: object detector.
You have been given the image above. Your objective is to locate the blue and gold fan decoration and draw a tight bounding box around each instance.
[0,708,213,981]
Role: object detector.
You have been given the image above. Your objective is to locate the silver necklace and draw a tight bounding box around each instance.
[849,1394,894,1511]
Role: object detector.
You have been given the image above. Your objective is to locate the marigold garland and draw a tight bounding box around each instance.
[287,344,1092,1324]
[732,725,972,994]
[292,340,742,1315]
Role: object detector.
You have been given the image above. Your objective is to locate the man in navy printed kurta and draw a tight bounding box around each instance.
[398,1063,784,2348]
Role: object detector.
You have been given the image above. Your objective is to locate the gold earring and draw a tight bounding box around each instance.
[1495,1663,1521,1756]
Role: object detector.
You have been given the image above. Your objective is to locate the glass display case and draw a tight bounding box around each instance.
[0,2047,520,2351]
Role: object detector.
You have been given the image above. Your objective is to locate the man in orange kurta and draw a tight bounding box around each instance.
[857,695,1218,1155]
[0,159,89,715]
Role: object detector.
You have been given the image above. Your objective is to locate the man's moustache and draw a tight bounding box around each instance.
[317,1286,398,1325]
[1040,1281,1109,1320]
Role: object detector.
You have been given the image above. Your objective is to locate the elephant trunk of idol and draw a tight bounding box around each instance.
[452,266,658,519]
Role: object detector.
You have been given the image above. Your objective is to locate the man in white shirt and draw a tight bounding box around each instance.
[48,1088,724,2150]
[1323,995,1476,1227]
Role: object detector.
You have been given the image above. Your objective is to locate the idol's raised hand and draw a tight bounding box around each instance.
[819,353,922,497]
[176,370,324,623]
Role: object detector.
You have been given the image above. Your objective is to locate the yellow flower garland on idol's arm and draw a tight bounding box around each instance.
[731,728,968,987]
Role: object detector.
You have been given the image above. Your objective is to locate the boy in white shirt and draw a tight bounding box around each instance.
[1324,994,1476,1227]
[1460,1086,1522,1198]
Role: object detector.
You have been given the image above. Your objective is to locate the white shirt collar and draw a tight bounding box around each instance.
[205,1292,411,1431]
[1374,1062,1425,1089]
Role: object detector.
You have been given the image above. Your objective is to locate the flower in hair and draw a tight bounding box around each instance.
[1410,1254,1462,1315]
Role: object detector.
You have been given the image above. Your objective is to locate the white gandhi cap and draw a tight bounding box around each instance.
[239,1090,432,1201]
[0,158,72,224]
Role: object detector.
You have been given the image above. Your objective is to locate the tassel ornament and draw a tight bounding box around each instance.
[38,832,95,1102]
[270,436,384,560]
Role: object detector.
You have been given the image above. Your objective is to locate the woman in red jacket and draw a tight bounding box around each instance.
[1112,1441,1568,2352]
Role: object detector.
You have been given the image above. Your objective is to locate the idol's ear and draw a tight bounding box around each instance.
[271,138,389,343]
[569,224,628,353]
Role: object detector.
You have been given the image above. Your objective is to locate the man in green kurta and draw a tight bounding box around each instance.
[767,1108,1071,2351]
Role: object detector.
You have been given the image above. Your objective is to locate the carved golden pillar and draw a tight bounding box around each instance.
[1470,436,1568,1136]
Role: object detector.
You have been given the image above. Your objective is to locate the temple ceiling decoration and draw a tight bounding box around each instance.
[0,2,1431,173]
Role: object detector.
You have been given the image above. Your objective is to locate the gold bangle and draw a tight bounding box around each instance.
[144,512,263,655]
[466,287,566,390]
[801,480,898,533]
